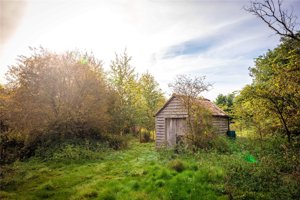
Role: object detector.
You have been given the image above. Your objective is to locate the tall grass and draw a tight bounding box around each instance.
[0,136,299,200]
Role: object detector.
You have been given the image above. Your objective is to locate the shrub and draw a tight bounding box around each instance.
[210,136,232,153]
[140,131,151,143]
[1,120,130,163]
[169,159,185,172]
[174,141,190,154]
[139,128,154,143]
[51,144,99,161]
[105,134,128,150]
[190,132,216,151]
[224,136,300,200]
[0,131,25,164]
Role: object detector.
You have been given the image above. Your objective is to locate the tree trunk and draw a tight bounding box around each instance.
[278,113,291,143]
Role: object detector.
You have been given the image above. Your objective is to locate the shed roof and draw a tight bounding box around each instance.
[155,94,228,117]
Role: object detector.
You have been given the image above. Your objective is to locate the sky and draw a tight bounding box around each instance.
[1,0,299,100]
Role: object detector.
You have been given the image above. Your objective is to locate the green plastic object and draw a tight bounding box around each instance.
[227,130,236,139]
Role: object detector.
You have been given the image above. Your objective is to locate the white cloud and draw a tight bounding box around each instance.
[0,0,284,100]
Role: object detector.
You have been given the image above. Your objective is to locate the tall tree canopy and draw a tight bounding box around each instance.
[109,51,165,135]
[109,51,138,135]
[214,93,235,116]
[139,72,165,131]
[4,48,112,136]
[236,36,300,142]
[233,0,300,142]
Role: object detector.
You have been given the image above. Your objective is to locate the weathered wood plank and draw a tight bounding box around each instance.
[156,95,229,147]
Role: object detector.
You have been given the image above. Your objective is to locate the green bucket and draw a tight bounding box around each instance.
[227,130,236,139]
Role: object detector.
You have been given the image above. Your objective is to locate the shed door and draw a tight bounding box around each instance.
[166,118,187,146]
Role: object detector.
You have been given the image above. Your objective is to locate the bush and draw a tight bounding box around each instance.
[190,132,216,151]
[140,132,151,143]
[105,134,128,150]
[224,136,300,200]
[225,159,300,199]
[0,131,25,164]
[210,136,232,153]
[187,133,232,153]
[169,159,185,172]
[1,120,106,163]
[1,120,129,163]
[139,129,152,143]
[51,144,100,162]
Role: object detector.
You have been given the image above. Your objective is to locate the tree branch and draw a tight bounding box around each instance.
[244,0,299,41]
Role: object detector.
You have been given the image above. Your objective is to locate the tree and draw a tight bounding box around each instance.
[168,75,212,120]
[234,86,275,140]
[240,0,300,142]
[109,51,166,136]
[139,72,165,131]
[109,50,140,135]
[214,93,235,116]
[169,75,212,147]
[245,0,300,41]
[0,84,9,133]
[4,48,112,138]
[236,37,300,142]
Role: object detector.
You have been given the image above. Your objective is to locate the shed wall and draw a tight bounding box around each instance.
[212,116,229,135]
[155,97,188,147]
[155,97,229,147]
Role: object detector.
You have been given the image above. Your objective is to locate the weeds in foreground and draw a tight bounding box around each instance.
[0,137,299,200]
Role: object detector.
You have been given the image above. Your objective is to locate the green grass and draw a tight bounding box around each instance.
[1,137,299,200]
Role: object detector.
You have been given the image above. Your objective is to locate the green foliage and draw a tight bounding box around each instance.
[184,100,218,151]
[99,189,116,200]
[169,159,185,172]
[168,168,226,200]
[235,37,300,142]
[224,136,300,199]
[168,75,216,150]
[0,138,299,199]
[109,51,165,135]
[215,93,235,116]
[1,49,164,163]
[0,130,25,164]
[226,156,300,199]
[109,50,139,135]
[34,139,106,162]
[50,144,100,162]
[210,136,232,154]
[0,122,130,164]
[0,48,122,163]
[139,129,153,143]
[105,134,129,150]
[139,73,165,131]
[4,48,112,134]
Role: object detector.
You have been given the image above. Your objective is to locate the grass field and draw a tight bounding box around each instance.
[0,137,299,200]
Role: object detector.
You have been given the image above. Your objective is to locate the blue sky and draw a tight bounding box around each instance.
[1,0,299,100]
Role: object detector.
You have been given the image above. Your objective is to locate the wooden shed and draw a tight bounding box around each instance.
[154,94,229,147]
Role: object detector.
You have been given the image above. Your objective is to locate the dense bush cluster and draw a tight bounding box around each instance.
[0,49,164,163]
[224,137,300,199]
